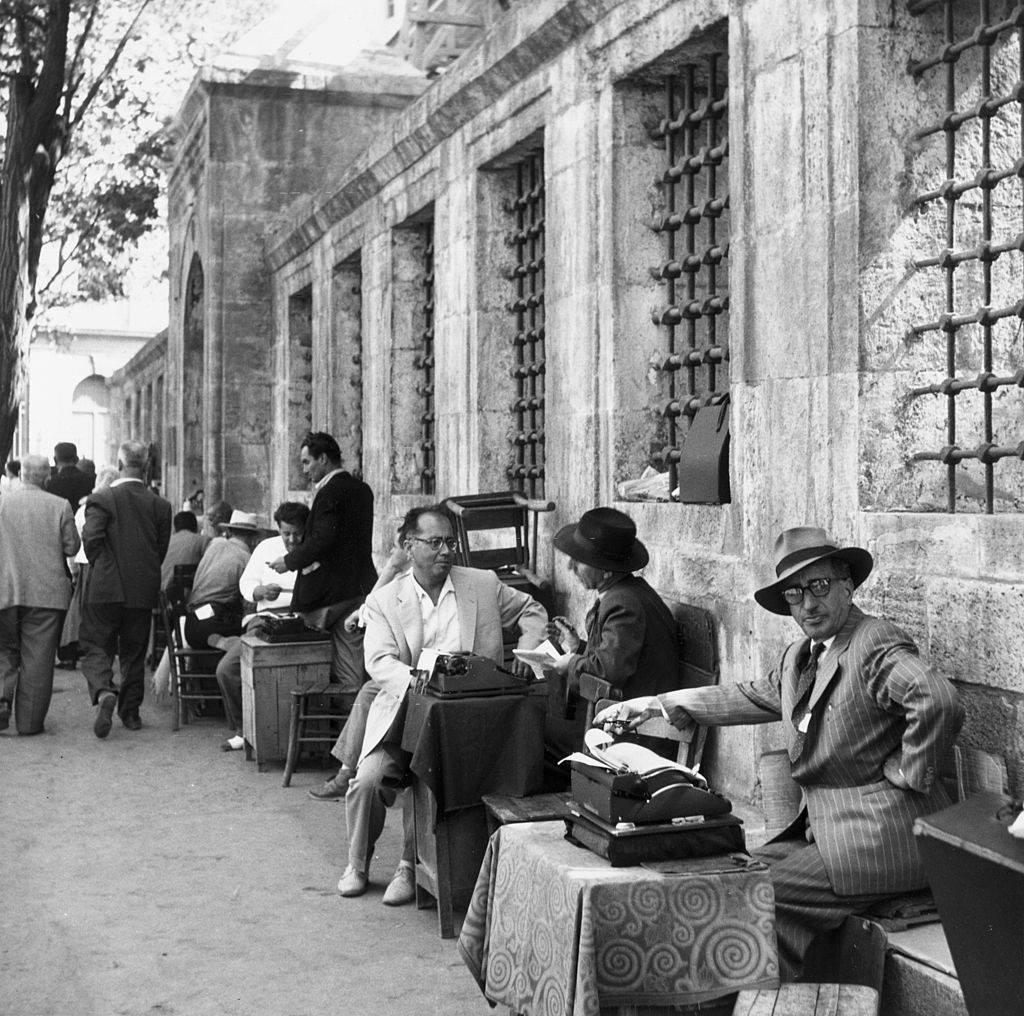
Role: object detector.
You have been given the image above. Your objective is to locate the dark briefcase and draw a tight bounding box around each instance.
[564,807,746,867]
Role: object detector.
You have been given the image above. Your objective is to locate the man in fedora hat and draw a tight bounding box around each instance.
[544,507,680,757]
[79,440,172,737]
[596,525,963,980]
[183,509,268,650]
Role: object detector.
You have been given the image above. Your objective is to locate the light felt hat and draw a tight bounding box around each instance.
[219,510,265,534]
[553,507,648,572]
[754,526,873,616]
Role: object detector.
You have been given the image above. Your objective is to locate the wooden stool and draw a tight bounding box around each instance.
[481,791,569,835]
[733,917,886,1016]
[282,686,352,787]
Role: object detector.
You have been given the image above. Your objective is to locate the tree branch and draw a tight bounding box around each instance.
[62,0,98,123]
[68,0,154,132]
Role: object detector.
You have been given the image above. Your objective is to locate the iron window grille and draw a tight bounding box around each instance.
[906,0,1024,512]
[418,221,436,495]
[648,56,730,501]
[505,151,546,499]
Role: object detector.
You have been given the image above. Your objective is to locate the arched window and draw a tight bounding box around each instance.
[72,374,109,462]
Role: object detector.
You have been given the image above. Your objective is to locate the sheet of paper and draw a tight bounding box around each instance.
[557,751,618,771]
[513,639,563,679]
[415,647,441,675]
[193,603,214,620]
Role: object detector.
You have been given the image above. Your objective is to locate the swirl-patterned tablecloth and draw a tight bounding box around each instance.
[458,821,778,1016]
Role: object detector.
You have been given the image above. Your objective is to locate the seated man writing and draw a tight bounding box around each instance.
[596,526,964,981]
[184,510,266,649]
[211,501,310,752]
[338,505,547,905]
[545,507,680,758]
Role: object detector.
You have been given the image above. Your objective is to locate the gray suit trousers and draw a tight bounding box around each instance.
[0,606,65,735]
[345,743,415,874]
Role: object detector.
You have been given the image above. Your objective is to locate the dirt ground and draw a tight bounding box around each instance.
[0,667,503,1016]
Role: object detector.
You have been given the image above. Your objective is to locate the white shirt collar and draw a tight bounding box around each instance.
[111,477,144,487]
[411,573,455,604]
[314,468,344,493]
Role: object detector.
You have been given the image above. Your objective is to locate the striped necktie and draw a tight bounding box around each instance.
[789,642,825,762]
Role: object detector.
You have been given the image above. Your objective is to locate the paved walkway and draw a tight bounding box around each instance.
[0,667,500,1016]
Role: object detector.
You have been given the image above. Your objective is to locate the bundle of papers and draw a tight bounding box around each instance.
[512,639,563,680]
[560,727,707,788]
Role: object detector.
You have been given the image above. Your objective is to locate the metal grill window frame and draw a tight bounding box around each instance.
[907,0,1024,513]
[505,150,546,499]
[648,55,730,501]
[418,221,436,495]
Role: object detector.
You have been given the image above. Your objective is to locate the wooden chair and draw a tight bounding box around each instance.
[483,598,720,831]
[281,686,353,788]
[160,589,224,731]
[443,491,556,617]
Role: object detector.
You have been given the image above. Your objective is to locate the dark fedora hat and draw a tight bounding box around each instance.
[755,526,873,616]
[553,507,648,572]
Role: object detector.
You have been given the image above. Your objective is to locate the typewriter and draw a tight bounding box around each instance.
[412,651,532,698]
[253,613,329,644]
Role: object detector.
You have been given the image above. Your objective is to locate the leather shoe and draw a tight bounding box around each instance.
[308,769,352,801]
[122,713,142,731]
[93,694,116,739]
[337,865,368,897]
[382,863,416,907]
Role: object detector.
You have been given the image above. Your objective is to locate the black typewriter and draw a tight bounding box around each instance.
[253,613,329,644]
[412,651,532,698]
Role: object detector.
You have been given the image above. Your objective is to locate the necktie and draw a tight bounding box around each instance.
[789,642,825,762]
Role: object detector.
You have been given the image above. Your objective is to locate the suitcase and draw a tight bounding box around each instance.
[564,806,746,867]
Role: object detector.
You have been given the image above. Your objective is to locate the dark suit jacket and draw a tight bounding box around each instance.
[47,465,93,511]
[83,479,172,609]
[568,575,680,698]
[283,470,377,612]
[661,606,964,895]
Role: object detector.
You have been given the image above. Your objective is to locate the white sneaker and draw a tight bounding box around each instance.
[382,863,416,906]
[337,865,368,897]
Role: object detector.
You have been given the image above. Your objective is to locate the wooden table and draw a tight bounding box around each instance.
[400,688,546,938]
[240,634,332,771]
[459,821,779,1016]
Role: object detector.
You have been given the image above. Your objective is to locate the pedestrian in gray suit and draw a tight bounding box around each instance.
[0,454,80,734]
[80,440,172,738]
[597,526,964,980]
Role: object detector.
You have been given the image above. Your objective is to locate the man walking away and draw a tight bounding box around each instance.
[0,455,80,734]
[80,440,172,738]
[46,442,93,511]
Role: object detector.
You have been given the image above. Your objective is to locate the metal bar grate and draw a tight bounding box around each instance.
[649,56,730,498]
[505,150,545,499]
[418,222,436,495]
[907,0,1024,512]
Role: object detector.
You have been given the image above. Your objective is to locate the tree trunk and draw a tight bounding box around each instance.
[0,76,33,467]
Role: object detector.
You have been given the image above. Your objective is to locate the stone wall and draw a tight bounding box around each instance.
[142,0,1024,804]
[165,60,427,516]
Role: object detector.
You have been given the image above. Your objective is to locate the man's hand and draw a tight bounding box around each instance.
[545,617,580,653]
[343,605,363,633]
[254,583,282,603]
[593,696,662,734]
[510,657,533,681]
[883,753,911,789]
[546,650,574,676]
[268,556,289,574]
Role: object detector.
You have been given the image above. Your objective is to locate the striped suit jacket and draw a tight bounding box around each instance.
[660,606,964,895]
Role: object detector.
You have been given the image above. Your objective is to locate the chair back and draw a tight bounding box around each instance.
[443,491,554,577]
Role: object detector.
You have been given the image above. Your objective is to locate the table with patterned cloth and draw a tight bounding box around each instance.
[458,820,779,1016]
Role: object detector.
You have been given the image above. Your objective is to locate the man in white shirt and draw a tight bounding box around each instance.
[212,501,309,751]
[338,505,547,906]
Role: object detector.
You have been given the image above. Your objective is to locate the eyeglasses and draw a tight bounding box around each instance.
[781,577,834,605]
[410,536,459,553]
